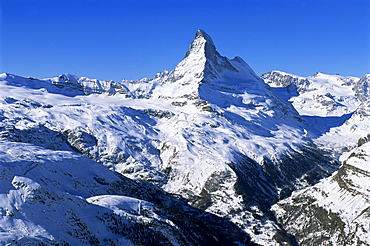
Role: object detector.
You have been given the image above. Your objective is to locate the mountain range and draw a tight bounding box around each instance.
[0,29,369,245]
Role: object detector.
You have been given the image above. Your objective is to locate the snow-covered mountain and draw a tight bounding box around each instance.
[0,30,369,245]
[261,71,361,117]
[272,139,370,245]
[262,70,370,245]
[261,70,370,149]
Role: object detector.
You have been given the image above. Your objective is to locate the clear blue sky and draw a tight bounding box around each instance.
[1,0,369,81]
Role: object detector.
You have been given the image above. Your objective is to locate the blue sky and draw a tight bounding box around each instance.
[1,0,369,81]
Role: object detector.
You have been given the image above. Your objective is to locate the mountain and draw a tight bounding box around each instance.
[261,71,361,117]
[121,30,339,244]
[272,139,370,245]
[0,30,369,245]
[261,70,370,147]
[262,70,370,245]
[0,73,129,97]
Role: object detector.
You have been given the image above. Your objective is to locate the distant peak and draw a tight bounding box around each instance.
[57,73,79,82]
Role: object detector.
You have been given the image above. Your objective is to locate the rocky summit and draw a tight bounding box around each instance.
[0,30,369,245]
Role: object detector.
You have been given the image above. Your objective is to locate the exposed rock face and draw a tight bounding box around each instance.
[261,70,311,93]
[354,74,370,102]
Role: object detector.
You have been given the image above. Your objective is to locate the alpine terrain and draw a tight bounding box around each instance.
[0,30,369,245]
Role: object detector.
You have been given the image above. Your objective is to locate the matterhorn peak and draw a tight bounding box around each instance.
[140,29,274,110]
[184,29,219,59]
[195,29,215,47]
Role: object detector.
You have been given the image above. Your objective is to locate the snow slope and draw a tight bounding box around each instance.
[316,100,370,155]
[0,141,252,245]
[272,140,370,245]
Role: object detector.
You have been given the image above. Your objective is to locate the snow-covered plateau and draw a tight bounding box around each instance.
[0,30,369,245]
